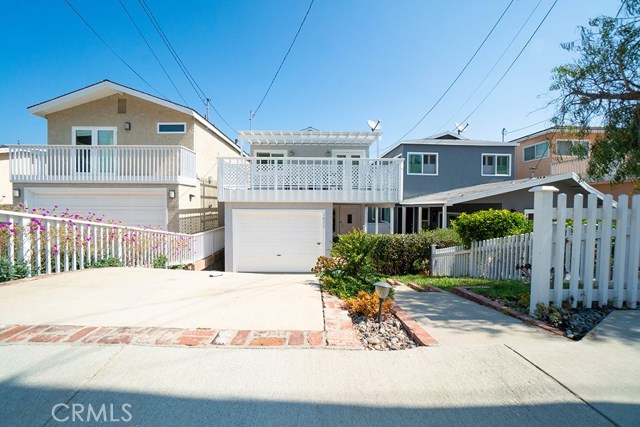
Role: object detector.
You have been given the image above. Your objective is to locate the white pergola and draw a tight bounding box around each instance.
[238,129,381,146]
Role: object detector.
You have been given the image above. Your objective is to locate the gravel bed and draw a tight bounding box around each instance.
[351,314,418,351]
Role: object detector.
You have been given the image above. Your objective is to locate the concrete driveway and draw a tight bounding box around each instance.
[0,268,323,331]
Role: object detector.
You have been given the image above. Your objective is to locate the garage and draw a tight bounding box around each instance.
[24,187,167,230]
[232,209,325,273]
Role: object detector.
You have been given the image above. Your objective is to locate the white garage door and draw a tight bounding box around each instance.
[25,188,167,230]
[233,209,325,273]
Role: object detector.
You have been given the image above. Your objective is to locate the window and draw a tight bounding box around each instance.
[407,152,438,175]
[367,207,390,223]
[523,141,549,162]
[255,150,286,165]
[555,140,589,157]
[157,123,186,134]
[482,154,511,176]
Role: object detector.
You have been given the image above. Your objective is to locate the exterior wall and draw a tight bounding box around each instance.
[514,130,602,179]
[224,202,333,272]
[0,152,13,206]
[249,144,370,157]
[46,94,195,149]
[590,181,637,205]
[399,144,515,199]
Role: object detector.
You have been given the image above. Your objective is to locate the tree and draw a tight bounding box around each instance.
[551,0,640,190]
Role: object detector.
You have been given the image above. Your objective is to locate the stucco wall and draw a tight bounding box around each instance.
[0,152,13,205]
[224,202,333,272]
[46,94,195,149]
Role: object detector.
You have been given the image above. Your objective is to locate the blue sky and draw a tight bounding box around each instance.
[0,0,620,152]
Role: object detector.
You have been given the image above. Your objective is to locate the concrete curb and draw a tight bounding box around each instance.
[451,286,566,337]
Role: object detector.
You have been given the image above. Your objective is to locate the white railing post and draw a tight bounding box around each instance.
[529,185,558,314]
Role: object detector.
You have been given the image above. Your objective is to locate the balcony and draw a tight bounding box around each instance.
[550,158,590,176]
[218,157,403,203]
[9,145,197,185]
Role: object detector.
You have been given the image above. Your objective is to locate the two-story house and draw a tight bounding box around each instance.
[511,126,635,200]
[382,132,517,231]
[217,128,403,272]
[9,80,242,232]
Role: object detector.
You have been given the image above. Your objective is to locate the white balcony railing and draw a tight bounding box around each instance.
[9,145,197,185]
[218,157,403,203]
[550,158,590,176]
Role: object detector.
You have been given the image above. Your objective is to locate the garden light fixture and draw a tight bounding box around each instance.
[373,281,392,328]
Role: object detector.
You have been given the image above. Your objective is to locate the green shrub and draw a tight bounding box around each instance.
[0,258,30,283]
[91,257,123,268]
[452,210,533,248]
[153,255,168,269]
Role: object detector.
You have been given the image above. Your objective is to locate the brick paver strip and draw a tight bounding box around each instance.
[8,325,50,342]
[229,330,251,346]
[249,337,286,346]
[66,327,98,343]
[287,331,305,346]
[306,331,324,346]
[0,325,30,341]
[391,304,438,346]
[81,327,115,344]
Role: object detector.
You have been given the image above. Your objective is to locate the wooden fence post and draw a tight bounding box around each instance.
[529,185,558,314]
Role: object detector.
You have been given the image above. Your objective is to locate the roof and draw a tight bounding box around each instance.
[401,173,605,206]
[382,136,516,157]
[27,80,242,154]
[238,130,381,145]
[508,126,606,144]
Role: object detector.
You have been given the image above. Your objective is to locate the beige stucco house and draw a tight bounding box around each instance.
[9,80,242,232]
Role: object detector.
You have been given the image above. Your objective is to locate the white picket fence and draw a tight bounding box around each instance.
[432,233,532,280]
[0,209,224,277]
[530,188,639,312]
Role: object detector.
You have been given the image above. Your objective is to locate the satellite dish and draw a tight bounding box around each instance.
[455,122,469,135]
[367,120,382,132]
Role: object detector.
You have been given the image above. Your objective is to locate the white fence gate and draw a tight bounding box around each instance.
[529,187,639,313]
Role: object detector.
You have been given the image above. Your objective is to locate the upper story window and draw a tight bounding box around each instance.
[255,150,286,165]
[157,122,186,134]
[555,139,589,157]
[407,152,438,175]
[482,154,511,176]
[523,141,549,162]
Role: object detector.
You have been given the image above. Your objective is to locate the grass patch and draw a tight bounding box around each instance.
[392,275,529,295]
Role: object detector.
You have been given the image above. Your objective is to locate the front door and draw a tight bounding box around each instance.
[337,204,362,235]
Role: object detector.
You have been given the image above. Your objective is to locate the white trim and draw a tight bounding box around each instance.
[157,122,186,134]
[71,126,118,146]
[254,149,288,157]
[239,130,380,146]
[332,149,366,158]
[481,153,511,177]
[406,152,438,176]
[522,141,549,163]
[393,153,402,159]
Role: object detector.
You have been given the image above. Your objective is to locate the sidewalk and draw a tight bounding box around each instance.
[394,284,640,427]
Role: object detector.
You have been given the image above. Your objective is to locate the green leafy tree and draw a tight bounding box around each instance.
[550,0,640,190]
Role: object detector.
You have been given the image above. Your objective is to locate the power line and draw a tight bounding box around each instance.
[136,0,237,133]
[252,0,315,117]
[117,0,189,106]
[436,0,544,133]
[393,0,515,144]
[454,0,559,128]
[505,118,551,135]
[63,0,164,97]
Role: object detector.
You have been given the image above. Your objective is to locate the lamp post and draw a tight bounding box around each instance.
[373,281,392,329]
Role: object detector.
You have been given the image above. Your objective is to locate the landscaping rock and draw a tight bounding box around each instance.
[351,314,418,351]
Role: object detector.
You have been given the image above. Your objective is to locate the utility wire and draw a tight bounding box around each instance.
[393,0,515,144]
[63,0,164,97]
[117,0,189,106]
[454,0,559,128]
[436,0,544,133]
[505,118,551,135]
[137,0,237,133]
[252,0,315,117]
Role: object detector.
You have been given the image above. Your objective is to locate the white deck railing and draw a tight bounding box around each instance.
[0,209,224,276]
[9,145,197,185]
[550,158,589,176]
[218,157,403,203]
